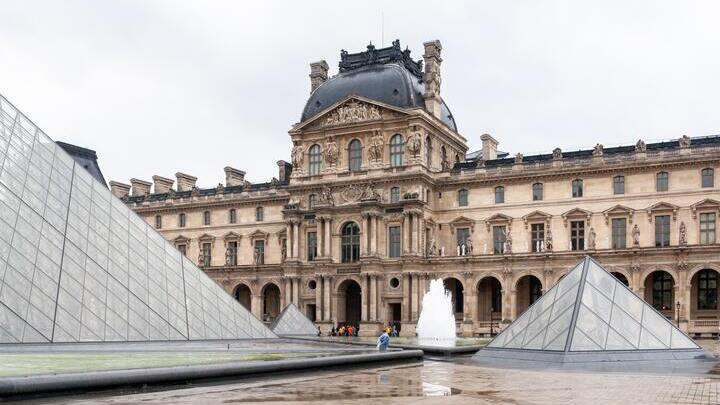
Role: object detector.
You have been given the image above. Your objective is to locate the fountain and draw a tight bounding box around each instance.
[416,279,457,347]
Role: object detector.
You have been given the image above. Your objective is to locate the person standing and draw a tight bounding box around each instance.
[377,330,390,352]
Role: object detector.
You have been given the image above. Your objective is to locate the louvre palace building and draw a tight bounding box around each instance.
[112,40,720,337]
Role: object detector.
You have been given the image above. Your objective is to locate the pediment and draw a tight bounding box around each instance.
[602,205,635,224]
[522,210,552,228]
[484,213,513,231]
[448,216,476,233]
[691,199,720,218]
[223,231,242,241]
[249,229,270,240]
[293,96,409,131]
[645,202,679,221]
[173,235,191,244]
[561,208,592,225]
[198,233,215,242]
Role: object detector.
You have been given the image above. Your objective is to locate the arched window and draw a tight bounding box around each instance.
[178,213,186,228]
[697,269,718,310]
[348,139,362,172]
[424,136,432,167]
[494,186,505,204]
[308,194,317,209]
[572,179,583,198]
[229,209,237,224]
[613,175,625,195]
[155,215,162,229]
[656,172,669,192]
[390,134,404,167]
[341,222,360,263]
[256,207,264,222]
[532,183,543,201]
[203,211,211,226]
[390,187,400,203]
[308,144,322,176]
[702,168,714,188]
[440,146,447,166]
[458,189,468,207]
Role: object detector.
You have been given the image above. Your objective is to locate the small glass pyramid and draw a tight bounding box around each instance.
[270,303,318,336]
[0,94,275,343]
[483,256,702,359]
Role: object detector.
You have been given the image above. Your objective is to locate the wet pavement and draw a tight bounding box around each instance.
[18,340,720,404]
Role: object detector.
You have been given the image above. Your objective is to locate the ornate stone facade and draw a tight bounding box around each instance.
[115,40,720,338]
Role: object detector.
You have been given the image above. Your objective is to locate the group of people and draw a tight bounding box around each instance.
[382,323,399,337]
[330,324,359,337]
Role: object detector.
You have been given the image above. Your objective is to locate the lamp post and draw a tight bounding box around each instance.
[676,301,681,328]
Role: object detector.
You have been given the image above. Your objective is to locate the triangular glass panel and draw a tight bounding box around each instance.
[570,328,603,351]
[271,303,318,336]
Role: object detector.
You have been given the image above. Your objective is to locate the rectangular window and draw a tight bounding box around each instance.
[700,213,716,244]
[155,215,162,229]
[227,241,238,266]
[531,223,544,253]
[492,226,506,254]
[177,244,186,256]
[254,240,265,264]
[494,186,504,204]
[390,187,400,203]
[532,183,543,201]
[702,168,714,188]
[570,221,585,251]
[389,226,401,258]
[656,172,669,192]
[655,215,671,247]
[202,242,212,267]
[307,232,317,261]
[256,207,264,222]
[572,179,583,198]
[613,176,625,195]
[698,270,718,310]
[456,227,470,255]
[458,189,468,207]
[229,209,237,224]
[611,218,627,249]
[203,211,211,226]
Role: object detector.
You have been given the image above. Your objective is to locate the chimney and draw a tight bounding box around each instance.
[277,160,292,183]
[481,134,498,161]
[109,181,131,198]
[224,167,246,187]
[309,60,329,93]
[422,40,443,119]
[152,175,174,194]
[175,172,197,192]
[130,178,152,196]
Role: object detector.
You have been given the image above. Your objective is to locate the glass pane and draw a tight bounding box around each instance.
[670,328,699,349]
[613,284,643,322]
[570,328,602,351]
[639,327,667,349]
[605,328,636,350]
[581,283,612,322]
[543,305,573,350]
[574,304,609,349]
[609,304,641,348]
[641,306,671,347]
[586,261,616,300]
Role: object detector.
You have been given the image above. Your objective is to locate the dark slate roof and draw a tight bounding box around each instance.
[301,40,458,132]
[453,135,720,171]
[125,180,289,204]
[56,141,107,186]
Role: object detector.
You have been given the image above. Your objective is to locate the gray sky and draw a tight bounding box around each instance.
[2,1,719,186]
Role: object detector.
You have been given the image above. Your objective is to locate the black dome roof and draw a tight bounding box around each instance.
[301,42,457,132]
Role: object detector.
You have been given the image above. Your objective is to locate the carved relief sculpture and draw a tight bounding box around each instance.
[679,135,691,148]
[323,100,381,126]
[593,144,604,157]
[514,153,523,164]
[291,142,304,168]
[319,185,334,206]
[588,227,596,249]
[545,228,553,252]
[679,221,687,246]
[361,183,381,201]
[503,228,513,254]
[367,131,384,163]
[632,224,640,247]
[552,148,563,160]
[635,139,646,152]
[324,138,339,167]
[406,131,422,159]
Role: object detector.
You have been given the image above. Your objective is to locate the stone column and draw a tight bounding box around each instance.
[371,275,377,321]
[285,221,293,258]
[324,276,332,322]
[361,274,369,322]
[284,277,292,308]
[403,214,410,254]
[317,218,324,259]
[251,293,262,320]
[293,277,300,306]
[509,288,518,320]
[371,215,379,255]
[365,214,372,255]
[324,219,332,258]
[411,273,419,321]
[501,288,508,321]
[292,221,300,260]
[315,275,323,322]
[402,274,410,323]
[414,213,422,254]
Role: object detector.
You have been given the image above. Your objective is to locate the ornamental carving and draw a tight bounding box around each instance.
[679,134,691,148]
[339,185,364,204]
[319,185,334,206]
[324,138,339,166]
[406,131,422,158]
[361,183,381,201]
[368,131,384,163]
[514,153,523,163]
[552,148,562,160]
[679,221,688,246]
[593,143,604,157]
[291,142,304,168]
[635,139,646,152]
[323,100,381,126]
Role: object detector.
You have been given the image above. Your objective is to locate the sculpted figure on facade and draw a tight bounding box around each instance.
[324,138,339,167]
[514,153,523,164]
[679,221,688,246]
[632,224,641,246]
[323,100,381,126]
[291,142,304,168]
[198,251,205,267]
[552,147,562,160]
[406,131,422,159]
[225,245,234,265]
[427,239,438,257]
[361,182,381,201]
[545,228,553,251]
[281,240,287,262]
[679,134,691,148]
[635,139,646,152]
[588,227,596,249]
[367,131,384,163]
[319,185,334,206]
[465,236,474,255]
[503,228,513,254]
[593,143,604,157]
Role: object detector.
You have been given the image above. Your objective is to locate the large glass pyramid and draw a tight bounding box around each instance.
[477,256,707,364]
[270,304,318,337]
[0,94,275,343]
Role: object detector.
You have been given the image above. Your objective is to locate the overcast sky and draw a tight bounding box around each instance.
[2,1,719,186]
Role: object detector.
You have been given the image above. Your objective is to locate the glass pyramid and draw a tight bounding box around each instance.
[486,256,699,353]
[0,94,275,343]
[270,304,318,336]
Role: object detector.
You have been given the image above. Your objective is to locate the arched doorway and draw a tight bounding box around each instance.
[644,271,675,316]
[443,278,464,320]
[516,275,542,315]
[261,283,281,322]
[477,277,502,322]
[691,269,719,321]
[234,283,251,312]
[611,272,629,287]
[337,280,362,326]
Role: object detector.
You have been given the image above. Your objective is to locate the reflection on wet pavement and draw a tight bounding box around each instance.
[40,340,720,404]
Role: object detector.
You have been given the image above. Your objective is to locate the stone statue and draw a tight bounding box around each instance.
[319,185,334,205]
[503,228,513,254]
[253,247,262,265]
[440,246,445,256]
[407,132,422,158]
[367,131,384,163]
[324,138,338,166]
[291,143,304,168]
[679,221,687,246]
[361,183,381,201]
[588,227,596,250]
[225,246,233,265]
[281,240,287,262]
[593,144,604,157]
[679,134,691,148]
[428,239,438,257]
[465,236,474,254]
[552,147,562,159]
[545,228,553,251]
[635,139,646,152]
[198,251,205,267]
[632,224,640,247]
[514,153,523,164]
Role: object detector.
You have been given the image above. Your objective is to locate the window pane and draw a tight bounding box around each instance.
[307,232,317,261]
[348,140,362,172]
[390,135,403,167]
[656,172,668,192]
[571,221,585,250]
[654,215,670,247]
[611,218,626,249]
[493,226,505,254]
[309,144,322,175]
[458,189,468,206]
[531,223,545,252]
[495,186,504,204]
[572,180,583,198]
[390,187,400,203]
[613,176,625,195]
[389,226,401,258]
[702,168,714,188]
[532,183,543,201]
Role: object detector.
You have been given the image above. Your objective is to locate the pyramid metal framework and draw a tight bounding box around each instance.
[270,304,318,336]
[0,94,275,343]
[476,256,707,364]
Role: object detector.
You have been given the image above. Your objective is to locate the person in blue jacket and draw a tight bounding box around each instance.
[377,330,390,352]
